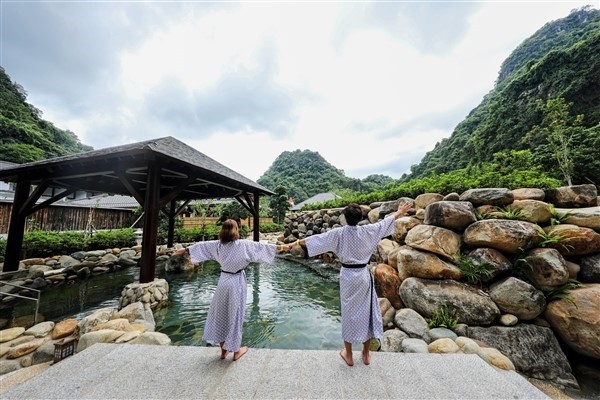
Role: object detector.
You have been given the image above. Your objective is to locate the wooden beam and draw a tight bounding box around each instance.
[235,195,253,214]
[18,181,50,215]
[159,176,197,208]
[118,171,146,207]
[27,187,77,215]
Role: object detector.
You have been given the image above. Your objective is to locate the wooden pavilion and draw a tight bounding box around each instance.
[0,136,274,282]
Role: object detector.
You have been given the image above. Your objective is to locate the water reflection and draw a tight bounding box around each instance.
[159,258,342,349]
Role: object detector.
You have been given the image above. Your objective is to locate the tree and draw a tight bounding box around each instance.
[218,201,251,226]
[525,97,583,186]
[269,186,289,224]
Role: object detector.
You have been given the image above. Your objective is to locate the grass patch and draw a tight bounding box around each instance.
[545,280,584,307]
[456,254,494,285]
[428,306,459,330]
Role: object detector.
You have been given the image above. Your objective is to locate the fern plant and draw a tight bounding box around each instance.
[545,280,584,307]
[537,230,564,247]
[499,206,527,220]
[428,306,459,330]
[456,255,494,285]
[549,205,571,225]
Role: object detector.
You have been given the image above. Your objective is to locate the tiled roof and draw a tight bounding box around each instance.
[63,194,140,210]
[290,192,341,210]
[0,136,274,200]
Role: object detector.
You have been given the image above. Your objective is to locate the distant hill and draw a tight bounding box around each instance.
[0,67,92,163]
[407,6,600,185]
[257,149,394,203]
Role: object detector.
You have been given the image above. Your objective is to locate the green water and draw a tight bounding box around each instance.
[4,258,343,350]
[156,259,342,349]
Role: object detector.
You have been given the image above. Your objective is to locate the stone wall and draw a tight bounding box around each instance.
[282,184,600,389]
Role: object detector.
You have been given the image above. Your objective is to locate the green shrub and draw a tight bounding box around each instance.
[87,228,136,250]
[428,306,459,329]
[259,222,284,233]
[21,231,82,258]
[0,238,6,262]
[174,225,220,243]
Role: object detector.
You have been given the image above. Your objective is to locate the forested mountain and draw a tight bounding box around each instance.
[257,149,394,203]
[0,67,92,163]
[407,6,600,185]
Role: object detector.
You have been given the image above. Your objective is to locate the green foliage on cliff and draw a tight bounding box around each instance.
[303,150,561,210]
[407,7,600,186]
[257,149,394,203]
[0,67,92,163]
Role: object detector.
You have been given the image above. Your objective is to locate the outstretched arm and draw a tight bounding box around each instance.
[392,201,411,219]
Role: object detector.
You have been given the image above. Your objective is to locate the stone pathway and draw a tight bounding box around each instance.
[1,343,550,399]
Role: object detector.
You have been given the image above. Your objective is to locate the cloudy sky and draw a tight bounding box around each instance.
[1,1,596,182]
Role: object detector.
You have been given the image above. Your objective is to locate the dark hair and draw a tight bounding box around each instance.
[343,203,363,226]
[219,219,240,243]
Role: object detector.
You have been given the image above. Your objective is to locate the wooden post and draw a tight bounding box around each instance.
[3,180,31,271]
[253,192,260,242]
[140,164,160,283]
[167,199,176,248]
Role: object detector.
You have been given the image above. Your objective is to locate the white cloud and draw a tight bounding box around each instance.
[2,1,596,182]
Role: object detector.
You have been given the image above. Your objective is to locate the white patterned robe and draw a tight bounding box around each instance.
[188,239,277,352]
[304,216,396,343]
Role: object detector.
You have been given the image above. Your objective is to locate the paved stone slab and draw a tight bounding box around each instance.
[1,343,549,399]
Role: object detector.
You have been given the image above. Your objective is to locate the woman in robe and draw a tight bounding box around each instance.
[294,201,410,366]
[173,219,291,361]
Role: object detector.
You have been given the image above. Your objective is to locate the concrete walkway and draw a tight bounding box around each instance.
[1,343,549,399]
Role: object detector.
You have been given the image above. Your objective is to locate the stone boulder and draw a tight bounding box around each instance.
[397,246,462,280]
[523,248,570,291]
[394,308,430,342]
[578,253,600,283]
[405,225,461,262]
[376,239,400,265]
[543,225,600,256]
[544,284,600,360]
[511,188,545,201]
[379,298,396,328]
[555,207,600,231]
[489,277,546,320]
[509,200,552,224]
[392,216,421,243]
[423,201,477,232]
[465,248,512,283]
[545,184,598,208]
[459,188,514,206]
[468,324,578,389]
[373,264,403,309]
[464,220,543,254]
[414,193,444,210]
[399,278,500,326]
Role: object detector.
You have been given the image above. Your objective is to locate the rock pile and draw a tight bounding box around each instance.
[0,301,170,376]
[283,184,600,389]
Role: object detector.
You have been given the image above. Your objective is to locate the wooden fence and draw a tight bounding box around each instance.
[0,202,272,234]
[181,217,274,229]
[0,203,138,233]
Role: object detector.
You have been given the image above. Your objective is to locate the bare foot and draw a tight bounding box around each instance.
[233,346,248,361]
[362,350,371,365]
[219,342,228,359]
[340,349,354,366]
